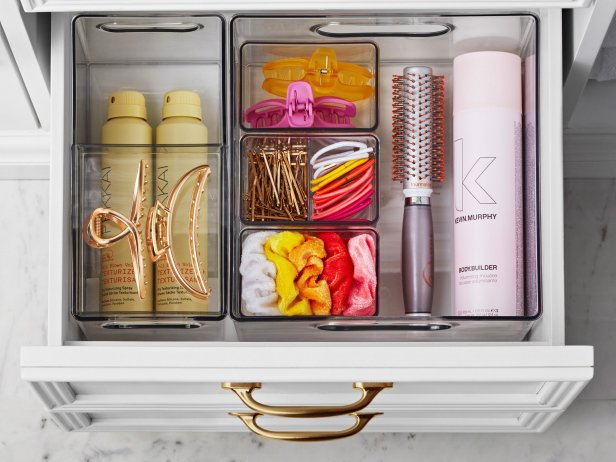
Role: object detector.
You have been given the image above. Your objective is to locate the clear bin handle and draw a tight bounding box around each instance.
[313,22,452,38]
[97,22,203,33]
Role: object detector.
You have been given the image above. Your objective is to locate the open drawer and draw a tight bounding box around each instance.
[21,4,593,438]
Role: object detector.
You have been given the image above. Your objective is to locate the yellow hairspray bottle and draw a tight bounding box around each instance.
[155,90,209,313]
[100,91,154,312]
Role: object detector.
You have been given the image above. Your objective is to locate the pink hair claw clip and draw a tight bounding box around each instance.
[244,81,356,129]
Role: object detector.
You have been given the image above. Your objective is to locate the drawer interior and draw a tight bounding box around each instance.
[57,12,558,344]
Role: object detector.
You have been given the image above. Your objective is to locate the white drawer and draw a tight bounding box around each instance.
[22,346,591,434]
[21,3,594,439]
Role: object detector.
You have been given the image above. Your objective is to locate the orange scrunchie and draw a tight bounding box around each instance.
[289,235,331,315]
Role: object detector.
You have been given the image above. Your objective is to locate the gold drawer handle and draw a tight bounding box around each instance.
[222,382,392,417]
[230,412,380,442]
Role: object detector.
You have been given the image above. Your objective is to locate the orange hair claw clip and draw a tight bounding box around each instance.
[262,47,374,102]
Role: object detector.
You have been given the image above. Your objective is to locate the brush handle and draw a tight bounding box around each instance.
[402,199,434,315]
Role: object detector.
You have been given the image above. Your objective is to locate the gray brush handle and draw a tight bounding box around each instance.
[402,200,434,315]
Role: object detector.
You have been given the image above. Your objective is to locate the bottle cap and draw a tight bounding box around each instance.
[453,51,522,114]
[106,91,148,121]
[162,90,203,120]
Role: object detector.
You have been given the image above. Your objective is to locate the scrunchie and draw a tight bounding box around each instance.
[289,235,331,315]
[345,233,377,316]
[240,232,278,315]
[264,231,312,316]
[319,232,354,315]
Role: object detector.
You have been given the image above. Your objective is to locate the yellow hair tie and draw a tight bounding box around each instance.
[310,158,368,193]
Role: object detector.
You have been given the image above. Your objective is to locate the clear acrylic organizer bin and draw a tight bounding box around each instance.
[236,227,380,318]
[73,145,224,340]
[239,42,378,131]
[231,15,541,342]
[71,15,227,340]
[240,135,379,224]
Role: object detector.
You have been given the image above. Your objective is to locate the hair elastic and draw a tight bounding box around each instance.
[314,167,374,206]
[313,151,372,179]
[311,141,369,165]
[314,159,375,196]
[310,158,368,192]
[317,197,372,222]
[313,188,375,221]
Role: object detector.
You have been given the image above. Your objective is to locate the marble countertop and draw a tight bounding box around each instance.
[1,178,615,462]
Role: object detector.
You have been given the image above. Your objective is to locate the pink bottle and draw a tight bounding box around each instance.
[452,51,524,317]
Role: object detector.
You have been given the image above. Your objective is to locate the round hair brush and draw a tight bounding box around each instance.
[392,66,445,315]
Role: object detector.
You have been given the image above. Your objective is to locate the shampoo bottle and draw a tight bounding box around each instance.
[155,90,209,313]
[100,90,153,312]
[452,51,524,316]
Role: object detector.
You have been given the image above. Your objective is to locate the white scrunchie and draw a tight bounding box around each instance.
[239,231,279,316]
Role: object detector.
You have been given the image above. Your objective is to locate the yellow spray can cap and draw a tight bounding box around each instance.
[106,91,148,121]
[162,90,202,120]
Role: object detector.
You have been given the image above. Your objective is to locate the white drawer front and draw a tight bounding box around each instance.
[22,345,593,433]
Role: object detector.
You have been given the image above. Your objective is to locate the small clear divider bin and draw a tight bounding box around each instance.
[240,42,378,132]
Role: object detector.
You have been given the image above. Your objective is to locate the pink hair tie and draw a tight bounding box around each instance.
[314,181,373,214]
[316,197,372,221]
[313,187,374,221]
[313,167,374,208]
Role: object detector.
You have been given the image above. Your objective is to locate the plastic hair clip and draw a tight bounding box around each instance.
[84,159,148,299]
[262,47,374,102]
[244,81,356,129]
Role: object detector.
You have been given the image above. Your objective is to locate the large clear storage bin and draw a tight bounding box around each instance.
[71,15,227,340]
[230,14,540,341]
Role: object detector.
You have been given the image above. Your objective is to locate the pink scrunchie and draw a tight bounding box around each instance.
[344,234,377,316]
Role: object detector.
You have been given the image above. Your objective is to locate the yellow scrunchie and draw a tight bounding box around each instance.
[264,231,311,316]
[289,235,331,315]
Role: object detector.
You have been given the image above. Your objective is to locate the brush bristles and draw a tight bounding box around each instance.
[431,75,445,183]
[392,73,445,185]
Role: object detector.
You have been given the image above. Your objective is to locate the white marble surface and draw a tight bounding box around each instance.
[1,178,615,462]
[565,179,616,400]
